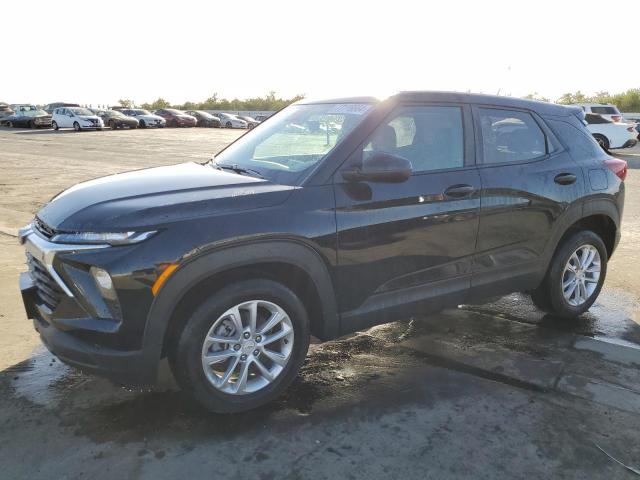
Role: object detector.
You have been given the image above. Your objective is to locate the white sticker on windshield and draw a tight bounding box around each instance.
[327,104,372,116]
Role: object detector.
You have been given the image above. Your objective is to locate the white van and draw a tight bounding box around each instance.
[52,107,104,131]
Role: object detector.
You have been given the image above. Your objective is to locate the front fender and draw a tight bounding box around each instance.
[140,238,339,375]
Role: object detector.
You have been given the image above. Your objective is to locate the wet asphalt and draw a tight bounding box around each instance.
[0,128,639,479]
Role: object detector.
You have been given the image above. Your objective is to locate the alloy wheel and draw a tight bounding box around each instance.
[201,300,294,395]
[561,244,601,306]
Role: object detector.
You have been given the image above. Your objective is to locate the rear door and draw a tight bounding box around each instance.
[470,106,584,297]
[334,103,481,332]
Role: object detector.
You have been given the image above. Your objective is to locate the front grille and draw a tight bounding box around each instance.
[34,217,55,239]
[27,254,62,311]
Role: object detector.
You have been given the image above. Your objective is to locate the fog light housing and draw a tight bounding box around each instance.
[90,266,116,301]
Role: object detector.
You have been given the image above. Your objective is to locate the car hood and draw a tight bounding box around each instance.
[78,115,100,121]
[37,162,295,231]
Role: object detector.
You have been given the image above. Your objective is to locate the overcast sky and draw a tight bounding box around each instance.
[4,0,638,106]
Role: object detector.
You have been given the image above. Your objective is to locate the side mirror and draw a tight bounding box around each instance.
[342,152,412,183]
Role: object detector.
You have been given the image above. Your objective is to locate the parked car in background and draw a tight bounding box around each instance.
[95,110,139,130]
[217,112,248,128]
[584,113,637,150]
[154,109,197,128]
[254,114,271,122]
[44,102,80,114]
[1,104,52,128]
[19,92,627,413]
[121,109,166,128]
[238,115,260,129]
[573,103,624,123]
[0,102,14,120]
[185,110,221,128]
[52,107,103,131]
[622,112,640,139]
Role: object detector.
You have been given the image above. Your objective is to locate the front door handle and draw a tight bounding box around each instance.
[554,173,577,185]
[444,184,475,198]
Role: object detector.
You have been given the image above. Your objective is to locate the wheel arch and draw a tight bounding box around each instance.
[549,199,620,262]
[141,239,339,372]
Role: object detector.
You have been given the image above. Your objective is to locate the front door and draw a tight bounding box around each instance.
[333,104,481,333]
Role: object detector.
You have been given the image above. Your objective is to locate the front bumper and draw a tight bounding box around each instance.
[21,272,154,384]
[18,226,158,385]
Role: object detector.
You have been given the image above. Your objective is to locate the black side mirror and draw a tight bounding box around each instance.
[342,152,412,183]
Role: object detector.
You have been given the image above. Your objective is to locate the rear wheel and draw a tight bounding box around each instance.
[169,278,310,413]
[530,230,607,318]
[593,134,609,151]
[52,121,58,131]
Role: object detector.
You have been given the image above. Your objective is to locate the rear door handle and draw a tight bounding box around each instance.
[444,184,475,198]
[554,173,577,185]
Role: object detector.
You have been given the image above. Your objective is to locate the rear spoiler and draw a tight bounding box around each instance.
[565,105,586,123]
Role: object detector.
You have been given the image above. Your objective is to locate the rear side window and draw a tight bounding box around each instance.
[478,108,546,164]
[591,106,619,115]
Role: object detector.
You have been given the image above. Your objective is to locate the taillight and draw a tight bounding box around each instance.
[611,115,622,122]
[604,158,628,181]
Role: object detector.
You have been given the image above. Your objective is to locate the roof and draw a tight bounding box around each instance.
[302,91,574,117]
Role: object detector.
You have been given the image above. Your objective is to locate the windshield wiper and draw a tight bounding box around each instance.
[213,162,265,179]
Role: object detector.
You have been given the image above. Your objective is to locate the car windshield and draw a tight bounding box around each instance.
[69,108,94,116]
[196,111,214,119]
[109,111,126,118]
[131,109,151,115]
[212,103,373,185]
[167,109,183,115]
[21,109,48,117]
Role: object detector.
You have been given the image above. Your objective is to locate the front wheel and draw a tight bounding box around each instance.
[531,230,607,318]
[225,121,232,128]
[73,122,81,132]
[139,119,146,128]
[169,279,310,413]
[109,120,117,130]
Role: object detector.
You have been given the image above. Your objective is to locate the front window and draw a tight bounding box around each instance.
[166,109,183,115]
[213,103,373,185]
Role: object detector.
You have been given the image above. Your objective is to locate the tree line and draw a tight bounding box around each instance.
[118,91,305,112]
[524,88,640,112]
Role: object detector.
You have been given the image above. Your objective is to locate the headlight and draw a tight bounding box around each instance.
[50,230,156,245]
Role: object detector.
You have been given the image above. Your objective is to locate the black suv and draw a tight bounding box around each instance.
[19,92,626,412]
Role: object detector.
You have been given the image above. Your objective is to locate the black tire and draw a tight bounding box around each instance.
[139,119,146,128]
[169,119,178,128]
[169,278,311,413]
[73,121,81,132]
[30,120,37,129]
[7,121,13,128]
[109,120,117,130]
[52,121,58,131]
[530,230,607,318]
[226,121,232,128]
[593,134,609,151]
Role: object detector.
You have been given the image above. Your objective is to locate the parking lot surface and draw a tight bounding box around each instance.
[1,127,639,479]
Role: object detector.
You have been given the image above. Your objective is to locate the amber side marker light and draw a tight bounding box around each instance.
[151,263,179,296]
